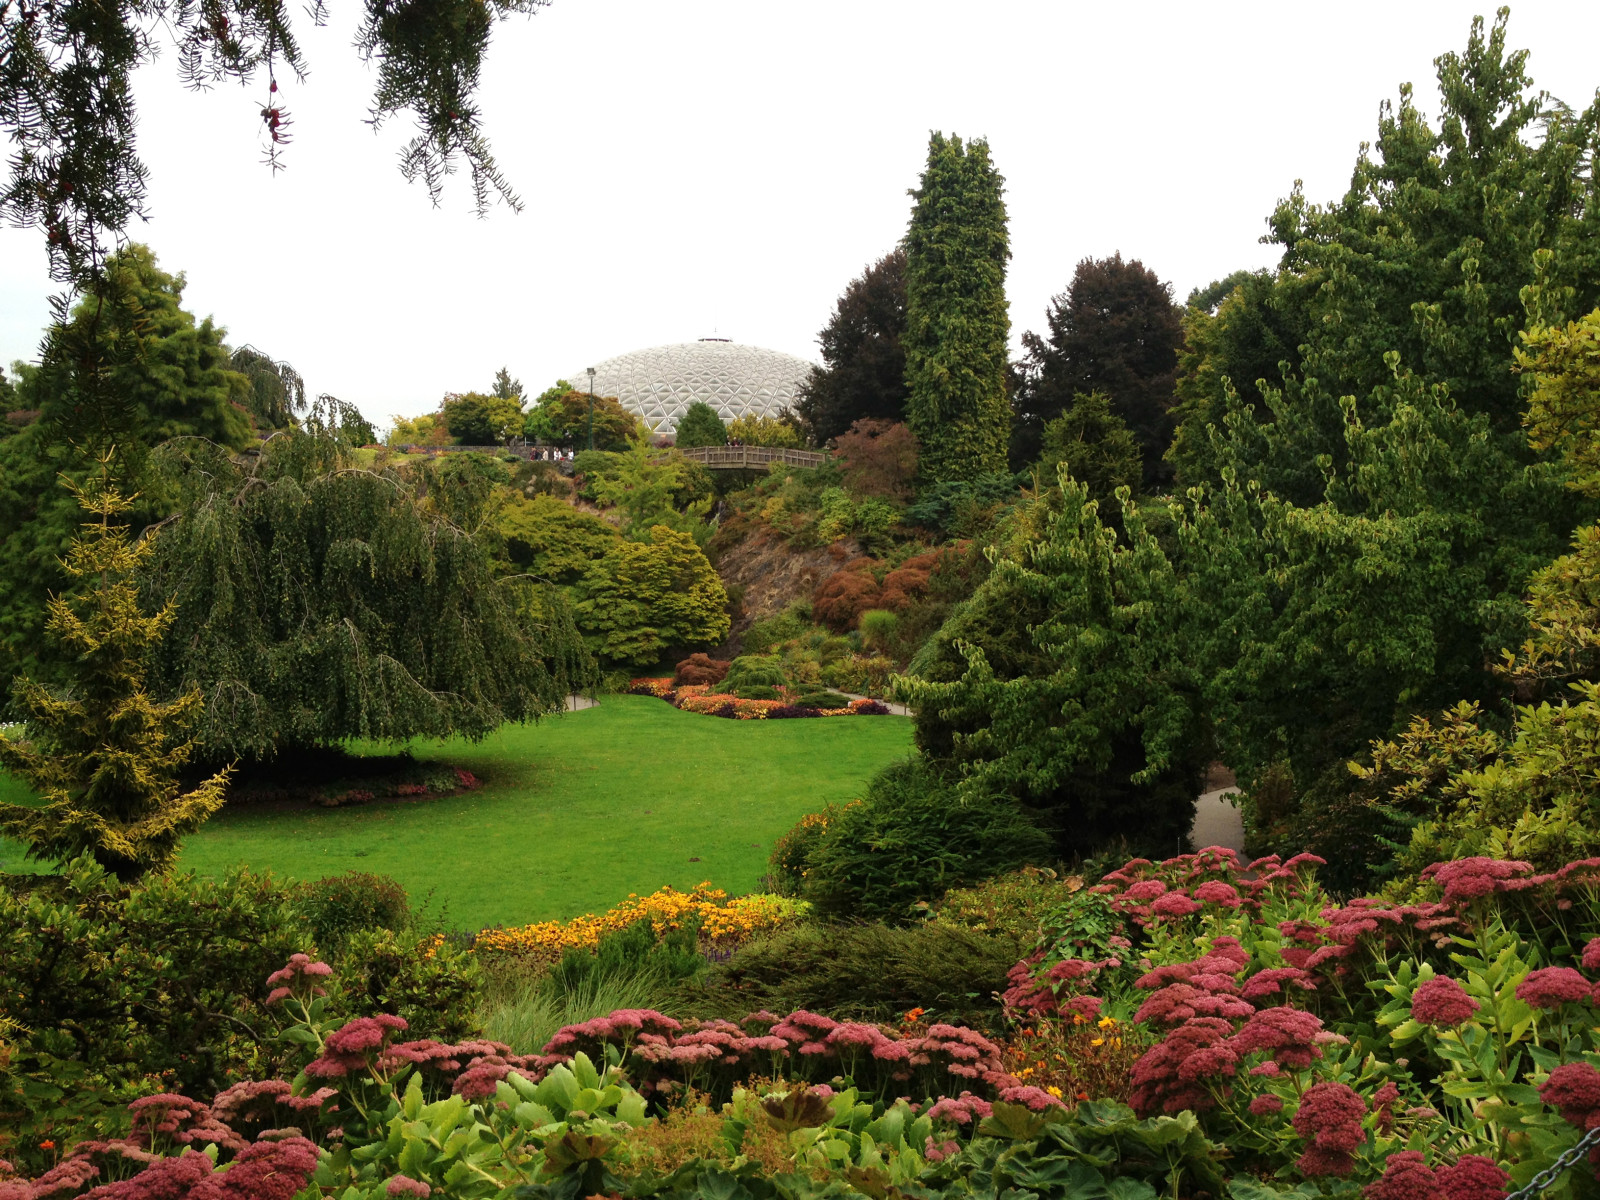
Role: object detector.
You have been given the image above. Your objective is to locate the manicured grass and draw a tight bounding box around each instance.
[0,697,912,931]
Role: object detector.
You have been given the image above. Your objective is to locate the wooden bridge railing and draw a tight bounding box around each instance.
[676,445,827,470]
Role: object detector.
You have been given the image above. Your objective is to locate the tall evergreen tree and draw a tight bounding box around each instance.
[0,464,230,880]
[794,249,908,445]
[1012,253,1183,481]
[902,134,1011,482]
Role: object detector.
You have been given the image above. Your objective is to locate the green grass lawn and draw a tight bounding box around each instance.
[0,697,912,931]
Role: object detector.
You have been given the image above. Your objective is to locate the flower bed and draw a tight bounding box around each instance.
[471,883,807,964]
[627,678,890,719]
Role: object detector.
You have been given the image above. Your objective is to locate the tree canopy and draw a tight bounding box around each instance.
[0,244,259,694]
[674,402,728,449]
[794,249,909,446]
[903,133,1011,482]
[138,429,593,762]
[1013,254,1183,481]
[443,390,524,445]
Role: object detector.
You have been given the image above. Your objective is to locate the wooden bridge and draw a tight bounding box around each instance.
[676,445,827,470]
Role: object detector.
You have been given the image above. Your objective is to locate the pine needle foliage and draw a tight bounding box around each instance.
[1,0,547,287]
[0,461,230,881]
[902,132,1011,483]
[141,428,594,761]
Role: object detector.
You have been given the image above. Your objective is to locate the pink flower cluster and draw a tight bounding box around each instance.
[1000,955,1110,1020]
[1410,976,1479,1027]
[1091,848,1326,928]
[9,1138,319,1200]
[1419,856,1600,908]
[538,1008,1020,1097]
[1365,1151,1508,1200]
[264,954,331,1005]
[1292,1081,1368,1177]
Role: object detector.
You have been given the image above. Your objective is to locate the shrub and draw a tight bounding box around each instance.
[673,652,729,686]
[292,871,411,948]
[732,684,781,701]
[791,689,852,709]
[721,654,787,692]
[741,602,814,654]
[858,608,900,651]
[684,920,1026,1027]
[834,419,919,501]
[786,759,1053,921]
[812,559,882,630]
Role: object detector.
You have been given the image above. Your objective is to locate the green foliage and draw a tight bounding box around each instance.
[0,469,229,879]
[1521,309,1600,497]
[585,439,716,545]
[814,487,899,553]
[785,758,1052,921]
[2,0,543,287]
[1013,254,1183,479]
[293,871,412,949]
[857,608,899,652]
[0,856,312,1156]
[742,604,815,655]
[674,401,727,449]
[229,345,306,429]
[726,414,803,449]
[571,525,731,667]
[527,389,640,449]
[442,390,524,444]
[141,429,593,761]
[903,132,1012,482]
[494,493,624,584]
[689,918,1026,1026]
[1036,392,1143,505]
[902,482,1209,860]
[903,472,1020,537]
[0,245,259,691]
[722,655,789,694]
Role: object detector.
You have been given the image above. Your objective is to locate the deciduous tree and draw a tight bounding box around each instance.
[1013,254,1183,481]
[795,249,908,445]
[442,390,523,445]
[140,429,592,762]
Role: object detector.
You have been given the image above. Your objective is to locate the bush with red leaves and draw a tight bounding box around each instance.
[674,653,730,687]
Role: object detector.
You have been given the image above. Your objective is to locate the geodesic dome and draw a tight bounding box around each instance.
[570,339,814,434]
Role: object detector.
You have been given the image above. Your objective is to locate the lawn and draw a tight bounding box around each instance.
[0,697,912,930]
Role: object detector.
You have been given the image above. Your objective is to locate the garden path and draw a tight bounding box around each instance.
[1190,786,1244,853]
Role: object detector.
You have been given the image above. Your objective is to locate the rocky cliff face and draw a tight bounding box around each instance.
[708,519,857,654]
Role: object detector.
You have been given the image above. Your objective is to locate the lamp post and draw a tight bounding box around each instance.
[586,367,596,452]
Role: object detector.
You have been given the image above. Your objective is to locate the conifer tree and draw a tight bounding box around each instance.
[902,133,1011,482]
[0,461,230,880]
[674,401,728,449]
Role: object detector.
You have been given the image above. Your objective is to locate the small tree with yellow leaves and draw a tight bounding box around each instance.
[0,464,229,880]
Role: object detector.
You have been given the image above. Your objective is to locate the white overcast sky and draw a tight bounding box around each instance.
[3,1,1599,429]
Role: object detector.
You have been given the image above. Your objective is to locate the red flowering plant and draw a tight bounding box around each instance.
[0,953,654,1200]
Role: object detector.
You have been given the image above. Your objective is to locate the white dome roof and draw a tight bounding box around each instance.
[572,339,815,434]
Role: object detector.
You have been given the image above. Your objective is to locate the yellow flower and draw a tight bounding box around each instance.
[1045,1086,1063,1099]
[1097,1016,1117,1029]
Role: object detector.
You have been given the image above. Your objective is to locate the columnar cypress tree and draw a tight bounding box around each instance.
[902,133,1011,482]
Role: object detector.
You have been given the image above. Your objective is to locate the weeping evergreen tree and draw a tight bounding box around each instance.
[902,133,1012,482]
[141,415,594,762]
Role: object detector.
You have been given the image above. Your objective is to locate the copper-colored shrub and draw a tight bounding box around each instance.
[674,653,730,687]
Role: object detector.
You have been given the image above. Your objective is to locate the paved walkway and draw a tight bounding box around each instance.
[1191,786,1244,853]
